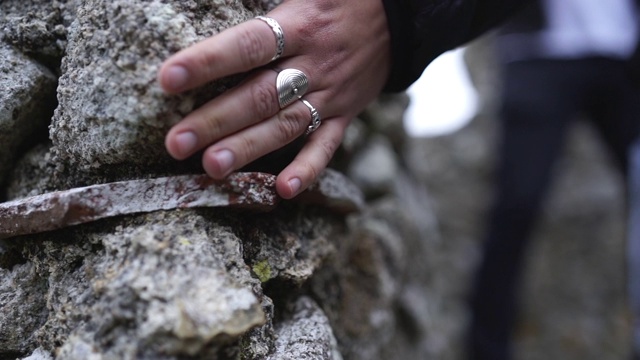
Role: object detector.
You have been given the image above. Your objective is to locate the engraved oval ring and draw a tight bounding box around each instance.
[276,68,309,109]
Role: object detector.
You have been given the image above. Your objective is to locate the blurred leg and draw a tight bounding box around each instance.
[630,139,640,360]
[588,58,640,174]
[467,59,584,360]
[587,59,640,359]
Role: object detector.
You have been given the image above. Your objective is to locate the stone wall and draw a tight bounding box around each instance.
[0,1,439,359]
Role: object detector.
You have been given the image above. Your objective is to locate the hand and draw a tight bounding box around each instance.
[158,0,391,199]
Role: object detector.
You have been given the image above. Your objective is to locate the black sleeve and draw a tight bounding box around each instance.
[381,0,531,92]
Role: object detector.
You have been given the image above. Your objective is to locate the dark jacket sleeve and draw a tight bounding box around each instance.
[381,0,531,92]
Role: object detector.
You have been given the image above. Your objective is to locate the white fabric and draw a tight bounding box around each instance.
[541,0,639,59]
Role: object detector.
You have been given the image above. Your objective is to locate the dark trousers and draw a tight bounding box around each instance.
[630,139,640,359]
[467,57,640,360]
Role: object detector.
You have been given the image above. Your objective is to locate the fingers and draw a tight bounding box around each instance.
[165,70,280,160]
[198,97,326,179]
[158,17,293,94]
[165,62,315,160]
[159,0,392,200]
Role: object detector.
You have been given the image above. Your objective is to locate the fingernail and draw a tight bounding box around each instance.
[175,131,197,156]
[213,149,235,175]
[163,65,189,91]
[288,177,302,195]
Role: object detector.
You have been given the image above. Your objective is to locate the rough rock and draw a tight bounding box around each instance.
[0,1,443,359]
[0,262,49,356]
[5,143,58,200]
[11,210,267,359]
[267,297,342,360]
[49,0,262,179]
[21,348,54,360]
[0,43,57,193]
[0,0,78,66]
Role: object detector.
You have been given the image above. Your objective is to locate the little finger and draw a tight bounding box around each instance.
[276,115,349,199]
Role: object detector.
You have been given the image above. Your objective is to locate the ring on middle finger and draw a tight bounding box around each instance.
[276,68,309,109]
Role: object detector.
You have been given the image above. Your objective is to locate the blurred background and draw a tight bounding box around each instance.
[399,35,630,360]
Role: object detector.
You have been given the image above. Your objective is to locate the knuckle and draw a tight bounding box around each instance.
[276,108,307,140]
[202,113,224,138]
[318,137,340,164]
[237,135,258,163]
[302,161,321,182]
[299,137,340,183]
[237,27,268,68]
[250,81,278,117]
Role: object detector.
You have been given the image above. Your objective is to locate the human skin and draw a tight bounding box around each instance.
[158,0,391,199]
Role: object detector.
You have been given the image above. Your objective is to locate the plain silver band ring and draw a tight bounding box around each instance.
[300,99,321,135]
[255,16,285,61]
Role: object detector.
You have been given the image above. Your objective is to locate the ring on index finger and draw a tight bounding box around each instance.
[255,16,285,61]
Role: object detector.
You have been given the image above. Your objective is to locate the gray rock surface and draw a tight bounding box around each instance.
[0,1,441,359]
[267,297,342,360]
[5,144,65,200]
[0,262,49,356]
[0,43,57,192]
[9,210,267,359]
[0,0,77,66]
[49,0,261,178]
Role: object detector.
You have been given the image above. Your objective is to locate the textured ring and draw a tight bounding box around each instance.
[276,68,309,109]
[300,99,321,135]
[255,16,285,61]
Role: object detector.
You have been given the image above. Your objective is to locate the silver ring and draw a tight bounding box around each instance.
[300,99,321,135]
[276,69,309,109]
[255,16,285,61]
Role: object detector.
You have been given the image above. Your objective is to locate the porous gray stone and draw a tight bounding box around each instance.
[28,210,266,359]
[267,297,342,360]
[0,43,57,191]
[0,262,49,356]
[4,143,58,200]
[0,1,444,359]
[0,0,76,65]
[50,0,262,176]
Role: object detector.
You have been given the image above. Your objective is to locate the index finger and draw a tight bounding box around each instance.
[158,17,288,93]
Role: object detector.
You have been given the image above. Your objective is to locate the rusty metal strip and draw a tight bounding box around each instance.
[0,173,279,240]
[0,169,364,240]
